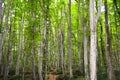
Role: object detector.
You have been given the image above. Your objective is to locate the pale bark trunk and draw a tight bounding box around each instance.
[22,38,26,80]
[3,1,10,78]
[83,21,89,80]
[90,0,102,80]
[0,0,6,65]
[68,0,73,78]
[38,41,43,80]
[0,0,3,65]
[81,1,89,80]
[56,29,60,71]
[15,31,21,75]
[38,18,43,80]
[60,30,65,75]
[4,16,12,80]
[60,30,65,74]
[90,0,97,80]
[59,7,65,74]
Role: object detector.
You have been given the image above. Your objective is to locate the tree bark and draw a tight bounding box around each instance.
[89,0,102,80]
[4,15,12,80]
[16,17,23,75]
[77,0,82,73]
[104,0,115,80]
[0,0,4,67]
[68,0,73,78]
[42,0,49,80]
[31,23,36,80]
[83,20,89,80]
[38,13,43,80]
[90,0,97,79]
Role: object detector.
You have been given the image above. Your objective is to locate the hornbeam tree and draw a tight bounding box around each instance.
[89,0,102,80]
[104,0,115,80]
[68,0,73,78]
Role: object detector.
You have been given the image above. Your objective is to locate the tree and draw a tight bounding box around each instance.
[68,0,73,78]
[0,0,4,64]
[38,12,43,80]
[89,0,102,80]
[4,10,12,80]
[104,0,115,80]
[15,17,23,75]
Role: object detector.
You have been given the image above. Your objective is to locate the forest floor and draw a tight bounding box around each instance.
[0,69,119,80]
[47,73,84,80]
[47,74,58,80]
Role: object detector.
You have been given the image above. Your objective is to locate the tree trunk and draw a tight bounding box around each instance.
[77,0,81,73]
[68,0,73,78]
[90,0,102,79]
[60,6,65,74]
[38,40,43,80]
[16,18,23,75]
[4,16,12,80]
[42,0,49,80]
[38,13,43,80]
[90,0,97,80]
[0,0,4,67]
[31,24,36,80]
[31,44,36,80]
[99,22,106,69]
[83,21,89,80]
[60,30,65,75]
[104,0,115,80]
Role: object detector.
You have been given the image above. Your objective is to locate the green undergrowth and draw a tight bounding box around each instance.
[0,69,119,80]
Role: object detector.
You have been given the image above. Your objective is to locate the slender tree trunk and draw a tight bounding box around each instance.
[22,36,26,80]
[0,0,4,64]
[4,18,12,80]
[99,22,106,69]
[77,0,81,72]
[38,40,43,80]
[31,44,36,80]
[60,8,65,74]
[22,47,25,80]
[60,5,66,74]
[16,18,23,75]
[60,30,65,75]
[104,0,115,80]
[83,21,89,80]
[68,0,73,78]
[38,13,43,80]
[31,24,36,80]
[2,0,11,77]
[81,1,90,80]
[56,29,60,71]
[42,0,49,79]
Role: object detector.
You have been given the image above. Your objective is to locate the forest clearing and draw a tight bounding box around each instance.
[0,0,120,80]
